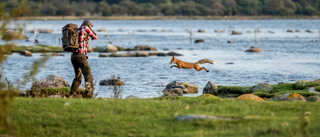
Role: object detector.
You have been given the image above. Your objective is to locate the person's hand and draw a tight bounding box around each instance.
[95,36,98,40]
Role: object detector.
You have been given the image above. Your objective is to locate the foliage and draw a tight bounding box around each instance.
[9,97,320,136]
[1,0,320,17]
[217,85,253,97]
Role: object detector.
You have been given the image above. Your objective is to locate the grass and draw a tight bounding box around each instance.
[7,97,320,137]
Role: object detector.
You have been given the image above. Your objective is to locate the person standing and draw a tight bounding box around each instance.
[70,20,98,98]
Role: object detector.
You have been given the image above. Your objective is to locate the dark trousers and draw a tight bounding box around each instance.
[70,53,93,98]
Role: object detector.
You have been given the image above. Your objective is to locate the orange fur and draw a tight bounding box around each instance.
[170,56,214,72]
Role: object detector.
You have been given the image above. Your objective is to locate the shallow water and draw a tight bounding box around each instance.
[2,19,320,98]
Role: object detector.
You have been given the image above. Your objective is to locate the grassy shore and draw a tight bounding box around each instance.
[19,15,320,20]
[6,97,320,137]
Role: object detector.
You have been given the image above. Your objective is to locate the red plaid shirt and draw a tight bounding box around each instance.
[75,25,98,54]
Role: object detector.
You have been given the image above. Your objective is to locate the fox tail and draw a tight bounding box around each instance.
[196,59,215,64]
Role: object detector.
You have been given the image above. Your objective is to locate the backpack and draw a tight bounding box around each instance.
[61,23,79,52]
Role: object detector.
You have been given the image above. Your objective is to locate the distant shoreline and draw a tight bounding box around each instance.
[19,15,320,20]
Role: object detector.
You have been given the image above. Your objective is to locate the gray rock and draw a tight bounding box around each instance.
[307,87,320,95]
[231,31,242,35]
[203,81,218,95]
[163,88,183,96]
[252,82,273,93]
[273,93,306,102]
[177,115,236,121]
[99,53,109,57]
[126,95,140,99]
[31,75,70,89]
[167,51,183,56]
[157,52,168,56]
[305,96,320,102]
[163,80,198,94]
[296,80,312,84]
[98,45,118,52]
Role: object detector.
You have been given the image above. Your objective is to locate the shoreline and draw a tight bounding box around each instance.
[18,15,320,20]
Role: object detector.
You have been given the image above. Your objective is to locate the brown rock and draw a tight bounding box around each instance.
[245,46,262,52]
[31,75,70,89]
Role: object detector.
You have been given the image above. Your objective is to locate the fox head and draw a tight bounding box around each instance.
[170,56,176,64]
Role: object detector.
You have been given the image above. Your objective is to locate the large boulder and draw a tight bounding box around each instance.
[235,94,264,101]
[245,46,262,52]
[163,80,198,94]
[252,82,273,93]
[2,31,28,41]
[31,75,70,89]
[99,79,124,86]
[203,81,218,95]
[305,96,320,102]
[98,45,118,53]
[273,93,306,102]
[134,45,156,51]
[20,50,32,56]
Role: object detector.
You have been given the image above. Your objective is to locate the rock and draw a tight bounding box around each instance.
[163,88,183,96]
[245,46,262,52]
[163,80,198,94]
[273,93,306,102]
[235,94,265,101]
[307,87,320,95]
[231,31,242,35]
[198,29,205,33]
[31,75,70,89]
[98,45,118,53]
[203,81,218,95]
[134,45,156,51]
[115,45,125,51]
[305,96,320,102]
[157,52,168,56]
[252,82,273,93]
[195,39,205,43]
[226,62,234,64]
[51,52,64,56]
[87,44,93,52]
[20,50,32,56]
[48,95,64,98]
[268,31,275,33]
[306,30,314,33]
[99,53,109,57]
[98,29,106,32]
[39,29,53,33]
[149,52,158,56]
[2,30,28,41]
[134,52,149,57]
[215,29,223,33]
[167,51,183,56]
[177,115,236,121]
[227,41,234,43]
[295,30,300,32]
[287,29,293,33]
[99,79,124,86]
[151,29,157,32]
[198,94,218,99]
[126,95,140,99]
[110,53,131,57]
[296,80,312,84]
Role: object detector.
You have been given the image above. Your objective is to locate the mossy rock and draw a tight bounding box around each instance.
[26,87,85,98]
[235,94,264,101]
[217,85,253,96]
[198,94,218,99]
[273,93,306,102]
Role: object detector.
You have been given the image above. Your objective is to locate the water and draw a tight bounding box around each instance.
[2,19,320,98]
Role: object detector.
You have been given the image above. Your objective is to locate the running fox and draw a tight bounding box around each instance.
[170,56,215,72]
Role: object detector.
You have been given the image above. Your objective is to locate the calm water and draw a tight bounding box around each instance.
[2,19,320,98]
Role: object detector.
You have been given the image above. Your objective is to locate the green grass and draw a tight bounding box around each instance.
[7,97,320,137]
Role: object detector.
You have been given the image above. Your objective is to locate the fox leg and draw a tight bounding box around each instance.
[194,64,209,72]
[170,65,181,69]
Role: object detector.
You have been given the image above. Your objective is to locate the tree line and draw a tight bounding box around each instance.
[1,0,320,17]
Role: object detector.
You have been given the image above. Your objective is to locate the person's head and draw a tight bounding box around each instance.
[82,20,93,28]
